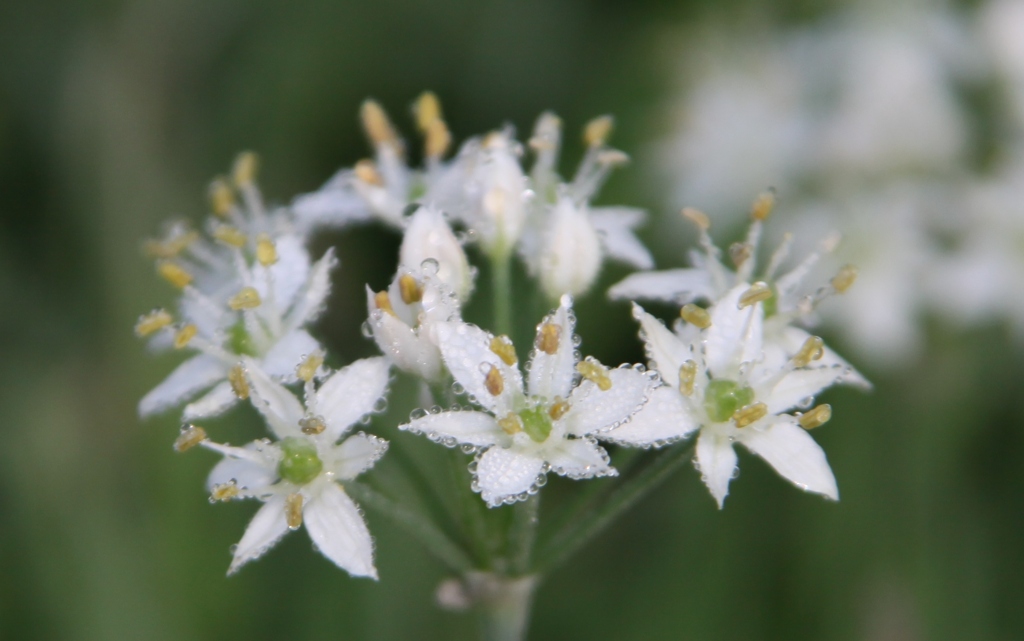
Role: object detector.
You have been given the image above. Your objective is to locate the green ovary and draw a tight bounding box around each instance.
[519,406,553,443]
[703,380,755,423]
[278,437,323,485]
[228,319,258,356]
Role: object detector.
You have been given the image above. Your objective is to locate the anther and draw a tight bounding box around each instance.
[536,323,561,355]
[792,336,825,368]
[210,481,239,502]
[173,424,207,452]
[576,358,612,391]
[729,242,753,267]
[144,231,198,258]
[135,309,173,337]
[297,353,324,383]
[832,264,858,293]
[414,91,442,131]
[228,287,261,310]
[596,150,629,166]
[733,402,768,428]
[299,415,326,435]
[212,225,247,248]
[484,365,504,397]
[228,364,250,400]
[232,151,259,188]
[678,360,697,396]
[354,159,384,186]
[680,303,711,329]
[498,414,523,435]
[489,335,518,366]
[256,233,278,266]
[398,274,423,304]
[361,100,399,146]
[798,404,832,430]
[681,207,710,231]
[425,119,452,159]
[157,261,193,289]
[739,282,772,308]
[209,177,235,217]
[174,324,197,349]
[548,397,571,421]
[285,493,304,529]
[584,115,614,147]
[750,189,776,221]
[374,291,396,316]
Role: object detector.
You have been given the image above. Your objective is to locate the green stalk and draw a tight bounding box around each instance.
[473,573,538,641]
[507,494,540,576]
[491,250,513,338]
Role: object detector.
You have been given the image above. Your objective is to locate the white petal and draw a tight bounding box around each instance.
[607,269,715,303]
[284,248,338,330]
[253,234,310,314]
[590,207,654,269]
[774,325,871,389]
[367,295,442,381]
[632,304,692,389]
[243,359,304,438]
[600,386,699,447]
[563,366,654,436]
[291,170,373,235]
[260,329,320,380]
[316,357,391,441]
[538,198,603,299]
[739,419,838,500]
[400,411,502,448]
[696,429,738,509]
[182,381,238,421]
[399,206,473,302]
[326,432,389,480]
[705,284,763,380]
[436,322,523,415]
[527,295,577,401]
[228,497,290,575]
[474,446,546,507]
[138,354,226,418]
[207,447,277,492]
[304,482,377,579]
[763,368,846,415]
[547,437,615,479]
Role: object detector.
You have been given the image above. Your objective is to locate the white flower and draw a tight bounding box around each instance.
[400,296,656,507]
[617,286,849,507]
[399,205,474,302]
[535,197,603,300]
[365,263,461,382]
[196,356,391,577]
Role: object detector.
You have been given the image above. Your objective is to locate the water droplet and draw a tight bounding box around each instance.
[452,382,465,395]
[410,408,427,420]
[360,321,373,338]
[421,258,440,274]
[373,398,388,413]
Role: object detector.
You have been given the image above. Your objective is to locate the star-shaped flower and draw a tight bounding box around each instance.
[191,356,391,577]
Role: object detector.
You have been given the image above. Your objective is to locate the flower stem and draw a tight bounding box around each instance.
[471,573,537,641]
[491,251,512,338]
[534,442,695,574]
[507,494,540,575]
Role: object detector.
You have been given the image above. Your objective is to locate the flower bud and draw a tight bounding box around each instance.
[399,207,473,301]
[539,198,602,300]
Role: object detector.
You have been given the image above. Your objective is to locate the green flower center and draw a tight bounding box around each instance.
[228,319,258,356]
[703,379,755,423]
[762,284,778,318]
[519,406,553,443]
[278,437,323,485]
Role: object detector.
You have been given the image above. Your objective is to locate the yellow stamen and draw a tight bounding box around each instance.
[750,189,776,221]
[398,273,423,304]
[739,282,772,308]
[228,365,249,400]
[157,261,193,289]
[583,115,613,147]
[285,493,304,529]
[297,353,324,382]
[299,415,326,435]
[256,233,278,266]
[228,287,261,310]
[361,100,398,146]
[232,151,259,188]
[792,336,825,368]
[173,425,207,452]
[597,149,629,166]
[498,414,523,435]
[212,225,247,248]
[354,159,384,186]
[210,481,239,502]
[536,322,561,355]
[374,291,396,316]
[173,324,197,349]
[798,404,832,430]
[678,360,697,396]
[209,177,235,217]
[832,264,858,293]
[144,230,198,258]
[489,335,518,366]
[414,91,442,132]
[680,304,711,329]
[548,397,571,421]
[576,358,612,391]
[729,242,752,267]
[484,365,504,397]
[733,402,768,428]
[425,119,452,159]
[134,309,173,337]
[681,207,710,231]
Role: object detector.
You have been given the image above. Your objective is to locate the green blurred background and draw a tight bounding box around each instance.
[2,0,1023,639]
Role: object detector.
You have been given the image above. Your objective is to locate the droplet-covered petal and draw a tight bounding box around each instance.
[401,411,502,448]
[563,366,654,436]
[696,430,738,509]
[228,496,290,575]
[632,304,692,389]
[547,438,615,479]
[474,446,546,507]
[182,381,238,422]
[600,386,699,447]
[316,357,391,441]
[608,268,715,303]
[260,329,320,380]
[304,483,378,579]
[738,418,838,500]
[327,432,389,480]
[527,295,577,401]
[436,322,523,415]
[705,284,764,379]
[138,354,226,418]
[244,359,305,438]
